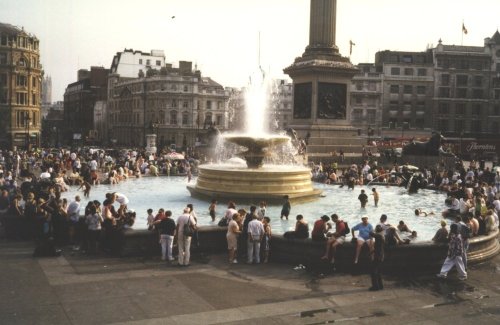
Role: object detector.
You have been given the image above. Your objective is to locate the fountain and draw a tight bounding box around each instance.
[187,70,322,204]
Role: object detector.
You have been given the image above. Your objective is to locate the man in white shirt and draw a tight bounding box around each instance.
[39,168,51,179]
[176,207,197,266]
[247,214,264,264]
[67,196,81,247]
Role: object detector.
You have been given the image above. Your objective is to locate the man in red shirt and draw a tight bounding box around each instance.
[321,214,347,264]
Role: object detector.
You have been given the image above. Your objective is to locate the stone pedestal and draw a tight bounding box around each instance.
[145,134,157,154]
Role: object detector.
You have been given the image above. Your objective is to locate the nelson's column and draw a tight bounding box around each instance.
[284,0,359,154]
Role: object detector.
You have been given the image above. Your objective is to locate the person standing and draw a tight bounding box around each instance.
[247,214,265,264]
[371,188,379,207]
[280,195,291,220]
[176,207,197,266]
[86,204,103,255]
[437,223,467,280]
[368,225,385,291]
[226,213,241,263]
[158,210,176,262]
[208,199,217,222]
[358,189,368,208]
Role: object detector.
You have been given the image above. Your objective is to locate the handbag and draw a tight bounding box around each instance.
[183,216,194,237]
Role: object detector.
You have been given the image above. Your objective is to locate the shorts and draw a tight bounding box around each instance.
[334,236,346,244]
[226,234,237,250]
[91,171,98,180]
[357,237,373,244]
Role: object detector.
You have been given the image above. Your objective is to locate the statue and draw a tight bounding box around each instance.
[402,132,452,156]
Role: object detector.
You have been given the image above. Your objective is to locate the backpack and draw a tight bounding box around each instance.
[183,216,194,237]
[343,221,350,236]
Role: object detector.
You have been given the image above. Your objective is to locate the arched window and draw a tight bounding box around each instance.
[170,111,178,125]
[18,58,26,66]
[182,112,189,125]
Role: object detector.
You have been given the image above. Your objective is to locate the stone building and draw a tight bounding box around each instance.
[110,49,165,78]
[0,23,42,150]
[42,74,51,104]
[107,59,229,150]
[375,50,435,134]
[63,66,109,145]
[350,63,383,132]
[268,79,293,131]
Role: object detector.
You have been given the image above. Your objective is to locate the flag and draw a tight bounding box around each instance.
[462,23,468,35]
[349,40,356,55]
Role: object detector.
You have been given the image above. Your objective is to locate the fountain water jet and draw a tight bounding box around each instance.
[187,69,322,203]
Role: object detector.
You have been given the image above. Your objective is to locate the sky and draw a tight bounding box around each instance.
[2,0,500,102]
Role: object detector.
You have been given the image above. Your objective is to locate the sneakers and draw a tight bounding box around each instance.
[436,273,447,279]
[458,276,467,281]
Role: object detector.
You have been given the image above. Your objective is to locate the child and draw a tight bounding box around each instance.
[371,188,379,207]
[262,216,272,263]
[78,180,92,198]
[146,208,155,231]
[280,195,291,220]
[209,199,217,222]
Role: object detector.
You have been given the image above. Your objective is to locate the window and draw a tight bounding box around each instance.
[455,120,464,132]
[146,59,151,66]
[404,68,413,76]
[402,55,413,63]
[437,119,448,132]
[438,102,449,114]
[218,101,224,109]
[0,73,6,86]
[472,120,481,133]
[417,86,426,94]
[389,100,398,107]
[474,76,483,87]
[441,74,450,86]
[156,60,161,66]
[472,89,483,99]
[183,101,188,108]
[16,92,28,105]
[16,75,27,87]
[182,112,188,125]
[352,109,362,121]
[183,85,188,92]
[206,100,212,109]
[368,81,376,91]
[356,83,363,90]
[472,104,482,116]
[0,53,6,64]
[390,67,400,75]
[390,85,399,94]
[456,103,466,115]
[32,93,36,105]
[417,101,425,107]
[415,119,425,129]
[355,96,362,104]
[171,99,177,108]
[495,90,500,100]
[139,59,143,64]
[204,112,212,127]
[0,35,7,46]
[216,115,223,126]
[32,77,37,88]
[456,75,468,87]
[18,58,26,66]
[417,68,427,76]
[403,85,412,94]
[456,88,467,98]
[438,87,450,98]
[497,63,500,72]
[170,111,178,125]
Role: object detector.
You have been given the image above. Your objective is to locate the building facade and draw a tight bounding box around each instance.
[63,66,109,145]
[350,63,383,132]
[268,79,294,131]
[110,49,165,78]
[42,74,51,104]
[107,60,229,150]
[0,23,42,150]
[375,50,435,133]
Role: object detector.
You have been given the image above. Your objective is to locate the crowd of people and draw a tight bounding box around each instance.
[1,147,500,283]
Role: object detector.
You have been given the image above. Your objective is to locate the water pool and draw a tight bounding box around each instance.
[61,176,446,241]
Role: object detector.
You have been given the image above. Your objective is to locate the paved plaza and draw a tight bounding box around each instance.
[0,240,500,324]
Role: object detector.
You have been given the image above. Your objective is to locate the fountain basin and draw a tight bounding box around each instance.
[187,164,322,204]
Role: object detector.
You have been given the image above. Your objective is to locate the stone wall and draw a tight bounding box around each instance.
[122,226,499,274]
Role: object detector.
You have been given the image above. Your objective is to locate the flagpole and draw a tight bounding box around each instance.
[461,20,464,46]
